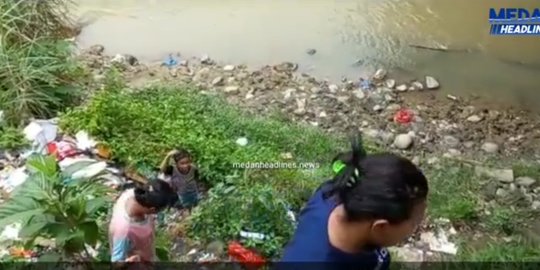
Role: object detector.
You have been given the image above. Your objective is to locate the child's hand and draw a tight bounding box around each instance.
[167,150,179,156]
[125,255,141,262]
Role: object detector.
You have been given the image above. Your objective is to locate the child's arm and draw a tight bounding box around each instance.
[159,150,178,174]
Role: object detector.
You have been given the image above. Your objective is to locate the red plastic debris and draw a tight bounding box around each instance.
[394,109,414,124]
[47,141,78,161]
[228,241,266,270]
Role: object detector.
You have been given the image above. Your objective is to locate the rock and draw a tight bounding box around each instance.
[380,132,395,144]
[211,77,224,86]
[224,86,239,93]
[411,81,424,90]
[463,141,475,148]
[319,111,327,118]
[427,157,439,164]
[88,44,105,55]
[328,84,339,92]
[236,137,248,146]
[447,149,461,156]
[443,135,460,148]
[125,54,138,66]
[509,183,517,192]
[496,188,509,197]
[111,54,126,65]
[481,142,499,153]
[353,90,365,100]
[306,49,317,55]
[425,76,440,89]
[475,166,514,183]
[412,156,421,165]
[283,88,296,100]
[373,69,387,80]
[385,79,396,89]
[516,177,537,187]
[466,115,483,123]
[223,65,236,71]
[396,84,408,92]
[532,201,540,210]
[201,54,213,64]
[373,105,384,112]
[294,98,307,115]
[394,134,413,149]
[363,129,380,139]
[310,87,321,93]
[386,104,401,112]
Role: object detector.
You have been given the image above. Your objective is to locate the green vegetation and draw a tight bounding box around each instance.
[0,0,86,127]
[0,155,112,261]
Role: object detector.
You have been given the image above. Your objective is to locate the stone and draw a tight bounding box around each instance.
[319,111,327,118]
[283,88,296,100]
[475,166,514,183]
[380,132,395,144]
[373,105,384,112]
[447,149,461,156]
[411,81,424,90]
[373,69,387,80]
[516,177,537,187]
[88,44,105,55]
[328,84,339,92]
[306,49,317,55]
[509,183,517,192]
[125,54,138,66]
[353,90,365,100]
[396,84,408,92]
[443,135,460,148]
[385,79,396,89]
[463,141,475,148]
[394,134,413,149]
[224,86,239,93]
[425,76,440,89]
[386,104,401,112]
[496,188,509,197]
[363,129,380,139]
[467,115,483,123]
[310,87,321,93]
[412,156,421,165]
[294,98,307,115]
[211,77,224,86]
[206,240,226,256]
[481,142,499,153]
[223,65,236,71]
[201,54,212,64]
[532,201,540,210]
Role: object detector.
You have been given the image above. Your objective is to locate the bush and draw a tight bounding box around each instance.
[0,0,86,126]
[59,80,347,257]
[0,155,112,260]
[0,126,28,150]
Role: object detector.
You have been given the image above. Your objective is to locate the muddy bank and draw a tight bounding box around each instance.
[79,45,540,161]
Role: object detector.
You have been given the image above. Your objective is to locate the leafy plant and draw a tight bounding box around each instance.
[0,126,28,150]
[0,155,112,260]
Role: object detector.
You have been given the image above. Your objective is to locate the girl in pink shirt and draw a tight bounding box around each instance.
[109,179,177,263]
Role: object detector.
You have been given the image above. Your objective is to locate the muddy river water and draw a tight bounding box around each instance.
[74,0,540,110]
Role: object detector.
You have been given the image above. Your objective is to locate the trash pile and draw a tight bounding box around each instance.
[0,118,150,261]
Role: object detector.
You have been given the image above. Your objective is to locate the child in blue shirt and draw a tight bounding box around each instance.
[280,135,428,269]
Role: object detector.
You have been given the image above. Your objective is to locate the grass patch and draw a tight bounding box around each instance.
[58,76,347,256]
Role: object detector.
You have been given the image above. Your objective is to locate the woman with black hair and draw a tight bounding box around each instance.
[109,179,178,262]
[280,135,428,269]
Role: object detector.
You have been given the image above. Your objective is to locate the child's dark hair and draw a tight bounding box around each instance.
[172,149,192,163]
[324,134,428,224]
[134,179,178,210]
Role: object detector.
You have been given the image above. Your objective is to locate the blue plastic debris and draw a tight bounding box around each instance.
[359,79,373,91]
[163,54,178,68]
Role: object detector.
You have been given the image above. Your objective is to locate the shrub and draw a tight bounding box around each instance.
[0,0,86,126]
[0,155,112,260]
[59,79,347,257]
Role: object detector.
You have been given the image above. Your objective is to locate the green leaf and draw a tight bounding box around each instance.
[79,221,99,246]
[44,223,70,239]
[18,216,48,238]
[85,198,108,216]
[155,246,169,261]
[0,208,44,228]
[26,155,58,177]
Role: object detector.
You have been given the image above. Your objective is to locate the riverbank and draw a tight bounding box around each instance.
[69,45,540,261]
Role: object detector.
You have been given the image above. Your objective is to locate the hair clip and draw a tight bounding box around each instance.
[332,160,347,174]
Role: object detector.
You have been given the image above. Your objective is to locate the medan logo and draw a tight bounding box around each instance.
[489,8,540,24]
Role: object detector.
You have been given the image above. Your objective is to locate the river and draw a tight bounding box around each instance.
[73,0,540,111]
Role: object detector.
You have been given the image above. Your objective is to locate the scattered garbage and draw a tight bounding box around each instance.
[163,54,178,68]
[240,231,267,241]
[394,109,414,124]
[420,230,458,255]
[1,167,28,193]
[228,241,266,269]
[359,78,373,91]
[236,137,248,146]
[75,131,96,151]
[23,119,58,154]
[0,223,21,242]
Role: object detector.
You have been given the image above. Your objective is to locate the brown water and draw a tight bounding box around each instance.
[74,0,540,110]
